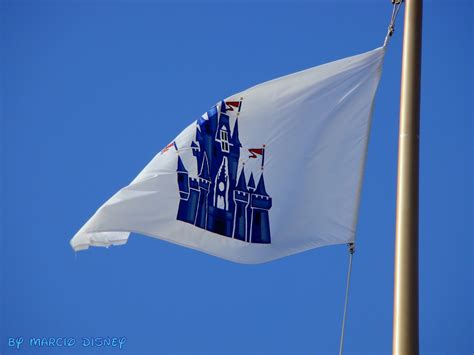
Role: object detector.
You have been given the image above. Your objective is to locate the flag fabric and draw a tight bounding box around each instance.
[248,148,264,159]
[70,46,385,264]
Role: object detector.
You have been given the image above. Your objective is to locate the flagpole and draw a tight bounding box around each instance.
[393,0,422,354]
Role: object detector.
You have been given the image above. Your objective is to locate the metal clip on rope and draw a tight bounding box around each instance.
[384,0,404,47]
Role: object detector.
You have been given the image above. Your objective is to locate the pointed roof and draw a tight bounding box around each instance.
[235,168,248,192]
[220,100,227,114]
[177,155,187,173]
[231,118,242,147]
[255,174,269,196]
[248,173,256,191]
[199,153,210,181]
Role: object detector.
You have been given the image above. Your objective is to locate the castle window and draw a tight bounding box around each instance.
[220,128,229,152]
[221,130,228,141]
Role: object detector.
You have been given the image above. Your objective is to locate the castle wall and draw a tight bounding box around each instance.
[195,179,210,229]
[233,191,249,242]
[250,208,271,244]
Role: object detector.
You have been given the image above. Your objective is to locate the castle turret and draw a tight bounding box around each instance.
[228,118,242,183]
[246,173,255,238]
[230,118,241,148]
[249,174,272,244]
[247,173,256,191]
[195,153,210,229]
[215,102,232,154]
[254,173,269,196]
[197,105,218,176]
[199,152,210,181]
[191,140,200,157]
[233,168,249,242]
[177,156,199,224]
[177,156,189,199]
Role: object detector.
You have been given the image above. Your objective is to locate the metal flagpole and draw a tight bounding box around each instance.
[393,0,422,354]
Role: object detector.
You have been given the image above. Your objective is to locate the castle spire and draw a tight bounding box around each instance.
[235,168,248,192]
[199,153,210,181]
[177,155,187,173]
[255,174,269,196]
[231,118,242,148]
[248,173,256,191]
[220,100,227,114]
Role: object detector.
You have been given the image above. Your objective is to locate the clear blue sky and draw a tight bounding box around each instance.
[1,1,472,354]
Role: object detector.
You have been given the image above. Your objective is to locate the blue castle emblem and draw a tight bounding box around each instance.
[175,99,272,244]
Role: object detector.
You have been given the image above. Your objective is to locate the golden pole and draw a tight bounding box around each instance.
[393,0,422,354]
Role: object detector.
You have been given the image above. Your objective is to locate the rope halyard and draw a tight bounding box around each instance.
[384,0,404,47]
[339,242,355,355]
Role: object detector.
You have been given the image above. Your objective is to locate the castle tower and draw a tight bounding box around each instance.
[232,168,249,242]
[191,141,201,169]
[196,105,218,175]
[177,156,199,224]
[176,155,189,199]
[214,156,230,210]
[195,153,211,229]
[228,118,242,183]
[204,101,239,237]
[246,173,256,239]
[207,154,234,237]
[249,174,272,244]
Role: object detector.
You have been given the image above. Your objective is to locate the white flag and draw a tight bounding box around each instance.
[71,46,385,263]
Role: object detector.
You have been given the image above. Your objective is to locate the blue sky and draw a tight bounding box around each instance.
[1,1,472,354]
